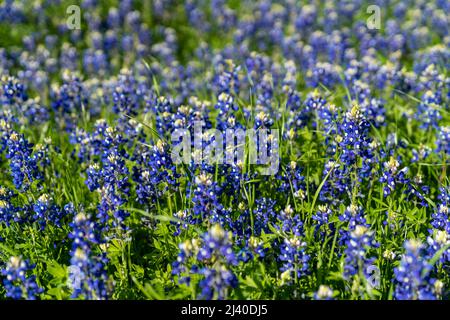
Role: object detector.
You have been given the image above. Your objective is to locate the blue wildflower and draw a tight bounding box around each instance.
[343,225,378,280]
[393,240,441,300]
[314,285,334,300]
[5,131,43,191]
[436,126,450,156]
[173,224,238,300]
[1,256,42,300]
[33,194,66,229]
[69,211,109,300]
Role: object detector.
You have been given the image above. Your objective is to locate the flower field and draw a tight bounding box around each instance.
[0,0,449,300]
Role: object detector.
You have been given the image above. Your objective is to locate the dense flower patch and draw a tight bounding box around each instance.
[0,0,449,300]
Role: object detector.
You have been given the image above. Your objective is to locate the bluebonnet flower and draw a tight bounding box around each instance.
[0,198,15,224]
[210,0,236,32]
[0,186,17,224]
[412,46,449,77]
[69,211,109,300]
[414,90,442,129]
[254,110,274,130]
[22,97,49,125]
[375,61,401,90]
[314,285,334,300]
[151,96,176,136]
[0,77,47,124]
[317,103,339,132]
[188,172,230,226]
[317,103,340,154]
[436,126,450,156]
[219,162,248,199]
[0,185,14,202]
[320,105,377,203]
[197,266,238,300]
[431,187,450,231]
[339,204,368,231]
[284,90,302,126]
[278,234,309,280]
[282,60,297,93]
[272,203,310,280]
[319,160,351,204]
[173,225,238,300]
[312,205,335,239]
[7,204,34,225]
[431,203,449,233]
[295,4,317,32]
[132,140,179,207]
[305,62,340,89]
[255,72,274,109]
[93,147,130,230]
[83,49,109,76]
[85,163,102,192]
[176,62,210,101]
[112,68,147,135]
[172,98,212,134]
[351,80,371,103]
[197,224,237,265]
[379,156,409,196]
[416,64,444,92]
[70,119,126,163]
[0,75,27,107]
[228,203,265,262]
[339,104,375,176]
[411,144,431,163]
[244,236,266,260]
[171,210,189,236]
[213,59,240,96]
[185,0,210,33]
[50,70,87,131]
[33,194,66,229]
[278,161,306,200]
[360,98,386,128]
[0,76,48,127]
[294,89,326,129]
[394,240,442,300]
[215,92,240,131]
[427,187,450,264]
[0,0,26,23]
[404,174,430,207]
[343,225,378,280]
[252,197,277,236]
[5,131,43,191]
[0,0,449,301]
[69,127,94,163]
[338,204,371,247]
[77,122,130,232]
[0,112,16,154]
[276,204,303,236]
[33,139,52,168]
[172,237,201,287]
[1,256,42,300]
[427,229,450,265]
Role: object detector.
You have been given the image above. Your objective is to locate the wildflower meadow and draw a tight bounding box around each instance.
[0,0,449,302]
